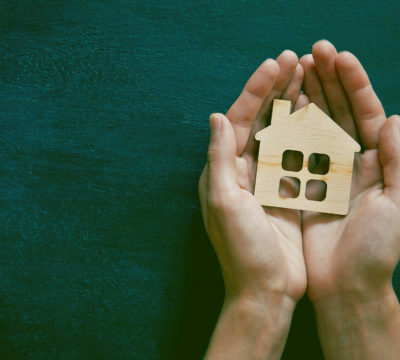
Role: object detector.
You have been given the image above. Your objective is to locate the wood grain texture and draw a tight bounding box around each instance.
[255,100,360,215]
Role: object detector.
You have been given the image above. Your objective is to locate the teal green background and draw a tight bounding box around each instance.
[1,1,399,359]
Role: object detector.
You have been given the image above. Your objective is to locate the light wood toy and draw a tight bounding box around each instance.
[254,99,361,215]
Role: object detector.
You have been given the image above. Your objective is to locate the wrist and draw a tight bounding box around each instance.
[311,278,395,307]
[225,292,296,353]
[308,262,395,303]
[224,290,297,327]
[312,283,400,360]
[222,265,305,309]
[205,293,296,360]
[312,281,397,318]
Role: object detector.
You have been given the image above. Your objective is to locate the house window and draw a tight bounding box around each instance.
[280,150,302,199]
[279,150,330,201]
[279,176,300,198]
[305,180,327,201]
[308,153,330,175]
[282,150,303,172]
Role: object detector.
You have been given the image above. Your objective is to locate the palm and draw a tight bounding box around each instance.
[300,41,400,300]
[241,158,304,297]
[304,151,380,296]
[200,50,307,301]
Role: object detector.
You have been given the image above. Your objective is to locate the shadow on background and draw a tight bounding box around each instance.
[182,211,224,359]
[282,296,324,359]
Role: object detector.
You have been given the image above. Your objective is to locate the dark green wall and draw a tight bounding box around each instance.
[1,1,399,359]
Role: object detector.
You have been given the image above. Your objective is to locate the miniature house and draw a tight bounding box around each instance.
[254,99,361,215]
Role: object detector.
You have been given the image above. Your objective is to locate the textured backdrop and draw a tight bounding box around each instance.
[1,0,399,359]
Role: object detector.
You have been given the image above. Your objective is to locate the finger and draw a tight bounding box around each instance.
[227,59,280,155]
[336,51,386,149]
[379,115,400,204]
[243,50,299,156]
[281,63,304,107]
[256,50,299,122]
[207,113,239,202]
[299,54,330,116]
[312,40,359,139]
[293,93,310,111]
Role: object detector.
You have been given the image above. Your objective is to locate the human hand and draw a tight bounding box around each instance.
[199,51,307,359]
[300,40,400,359]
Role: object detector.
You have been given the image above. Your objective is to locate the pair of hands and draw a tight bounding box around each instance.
[199,40,400,359]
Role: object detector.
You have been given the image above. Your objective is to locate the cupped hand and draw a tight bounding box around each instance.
[199,51,308,305]
[300,40,400,303]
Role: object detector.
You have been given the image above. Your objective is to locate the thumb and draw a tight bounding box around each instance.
[207,113,239,202]
[379,115,400,205]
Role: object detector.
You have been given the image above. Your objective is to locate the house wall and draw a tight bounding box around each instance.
[255,142,355,215]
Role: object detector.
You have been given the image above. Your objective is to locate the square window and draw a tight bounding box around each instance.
[282,150,303,172]
[305,180,327,201]
[308,153,330,175]
[279,176,300,198]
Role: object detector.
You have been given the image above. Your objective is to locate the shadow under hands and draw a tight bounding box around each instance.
[181,210,224,360]
[282,295,325,360]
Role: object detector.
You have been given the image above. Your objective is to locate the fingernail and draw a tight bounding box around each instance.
[389,115,400,126]
[393,116,400,133]
[209,113,222,132]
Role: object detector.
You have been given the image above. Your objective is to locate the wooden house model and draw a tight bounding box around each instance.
[254,99,360,215]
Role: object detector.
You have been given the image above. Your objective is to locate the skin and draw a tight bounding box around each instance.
[199,41,400,359]
[300,40,400,360]
[199,51,307,359]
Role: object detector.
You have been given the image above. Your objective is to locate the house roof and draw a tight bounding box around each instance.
[255,100,361,153]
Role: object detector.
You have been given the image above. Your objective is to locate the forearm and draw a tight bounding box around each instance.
[313,283,400,360]
[205,293,296,360]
